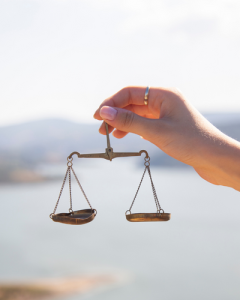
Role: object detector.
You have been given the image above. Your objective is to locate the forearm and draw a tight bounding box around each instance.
[94,86,240,192]
[194,132,240,191]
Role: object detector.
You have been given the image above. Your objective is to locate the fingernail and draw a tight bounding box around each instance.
[100,106,117,121]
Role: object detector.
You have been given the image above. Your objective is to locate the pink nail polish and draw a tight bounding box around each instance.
[100,106,117,120]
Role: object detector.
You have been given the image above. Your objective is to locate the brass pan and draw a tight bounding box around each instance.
[51,209,97,225]
[126,212,171,222]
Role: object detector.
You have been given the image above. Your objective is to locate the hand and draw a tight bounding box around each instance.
[94,86,240,191]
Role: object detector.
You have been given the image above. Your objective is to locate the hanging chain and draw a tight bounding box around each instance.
[68,166,73,213]
[49,166,69,218]
[126,156,164,215]
[49,157,94,219]
[126,166,147,214]
[146,165,163,213]
[71,166,93,210]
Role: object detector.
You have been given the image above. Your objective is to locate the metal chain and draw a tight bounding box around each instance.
[50,166,69,218]
[147,165,159,210]
[127,166,147,213]
[49,158,93,219]
[68,167,73,213]
[146,165,163,213]
[71,166,93,210]
[127,156,164,214]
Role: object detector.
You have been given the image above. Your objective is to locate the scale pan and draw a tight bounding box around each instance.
[51,209,97,225]
[126,212,171,222]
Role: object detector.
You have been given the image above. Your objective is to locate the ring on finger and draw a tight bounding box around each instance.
[144,86,150,105]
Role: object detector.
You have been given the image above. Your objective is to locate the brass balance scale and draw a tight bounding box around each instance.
[49,123,171,225]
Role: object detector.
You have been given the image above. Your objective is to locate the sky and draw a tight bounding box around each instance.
[0,0,240,126]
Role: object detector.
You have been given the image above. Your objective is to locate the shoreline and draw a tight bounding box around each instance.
[0,275,121,300]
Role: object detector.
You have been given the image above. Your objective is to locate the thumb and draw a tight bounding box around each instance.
[99,106,153,137]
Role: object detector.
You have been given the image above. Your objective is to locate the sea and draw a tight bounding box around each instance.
[0,159,240,300]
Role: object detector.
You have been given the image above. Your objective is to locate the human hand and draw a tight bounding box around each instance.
[94,86,240,191]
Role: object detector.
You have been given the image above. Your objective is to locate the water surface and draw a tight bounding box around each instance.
[0,160,240,300]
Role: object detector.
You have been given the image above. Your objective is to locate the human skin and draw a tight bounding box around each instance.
[94,86,240,191]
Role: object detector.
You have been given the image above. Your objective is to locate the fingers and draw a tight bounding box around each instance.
[99,106,154,138]
[94,86,151,120]
[99,122,129,139]
[99,122,114,135]
[94,103,153,120]
[112,130,129,139]
[94,86,166,122]
[123,105,157,119]
[93,86,169,143]
[98,106,157,136]
[97,103,156,136]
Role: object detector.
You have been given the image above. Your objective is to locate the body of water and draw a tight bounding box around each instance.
[0,159,240,300]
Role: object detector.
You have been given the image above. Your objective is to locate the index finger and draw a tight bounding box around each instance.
[93,86,147,120]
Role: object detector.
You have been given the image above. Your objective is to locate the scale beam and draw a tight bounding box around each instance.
[67,123,149,161]
[68,150,148,161]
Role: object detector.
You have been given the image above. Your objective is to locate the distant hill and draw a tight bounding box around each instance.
[0,119,157,182]
[0,118,157,163]
[0,113,240,182]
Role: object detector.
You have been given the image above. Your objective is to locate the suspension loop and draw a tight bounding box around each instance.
[69,208,73,214]
[139,150,149,159]
[157,208,164,214]
[93,209,97,216]
[67,157,73,167]
[50,166,69,217]
[144,156,150,167]
[125,210,131,216]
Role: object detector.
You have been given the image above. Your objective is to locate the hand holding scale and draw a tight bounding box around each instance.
[50,87,171,225]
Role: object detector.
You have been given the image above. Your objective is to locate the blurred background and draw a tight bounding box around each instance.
[0,0,240,299]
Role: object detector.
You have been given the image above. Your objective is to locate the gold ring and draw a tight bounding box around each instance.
[144,86,150,105]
